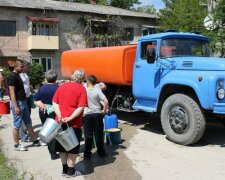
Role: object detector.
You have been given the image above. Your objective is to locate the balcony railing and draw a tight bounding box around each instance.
[28,35,59,50]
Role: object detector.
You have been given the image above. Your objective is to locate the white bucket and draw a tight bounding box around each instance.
[39,118,62,143]
[55,124,79,151]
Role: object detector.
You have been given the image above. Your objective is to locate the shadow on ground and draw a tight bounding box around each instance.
[77,143,125,175]
[115,111,225,147]
[117,111,164,135]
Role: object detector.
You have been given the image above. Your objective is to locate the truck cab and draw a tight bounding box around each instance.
[132,32,225,145]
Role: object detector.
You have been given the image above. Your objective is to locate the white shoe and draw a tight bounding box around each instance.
[14,144,28,151]
[40,141,47,146]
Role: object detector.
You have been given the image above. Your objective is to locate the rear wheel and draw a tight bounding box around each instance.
[161,94,206,145]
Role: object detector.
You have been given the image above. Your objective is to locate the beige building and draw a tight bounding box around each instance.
[0,0,157,78]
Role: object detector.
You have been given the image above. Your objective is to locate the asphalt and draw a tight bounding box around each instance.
[0,101,141,180]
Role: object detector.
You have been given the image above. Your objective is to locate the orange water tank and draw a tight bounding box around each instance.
[61,45,137,85]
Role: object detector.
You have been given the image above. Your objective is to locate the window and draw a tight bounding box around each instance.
[32,57,52,72]
[160,38,210,58]
[29,22,58,36]
[141,41,157,59]
[0,21,16,36]
[142,28,156,36]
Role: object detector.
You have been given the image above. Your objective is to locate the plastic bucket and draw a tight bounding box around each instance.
[105,128,122,145]
[0,100,10,114]
[55,125,79,151]
[104,114,118,130]
[39,118,62,143]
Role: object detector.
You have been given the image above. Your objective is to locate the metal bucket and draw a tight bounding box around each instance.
[39,118,62,143]
[55,125,79,151]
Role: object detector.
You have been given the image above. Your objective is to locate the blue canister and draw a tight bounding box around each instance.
[104,114,118,130]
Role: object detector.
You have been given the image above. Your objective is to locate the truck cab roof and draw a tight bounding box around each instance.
[139,32,210,42]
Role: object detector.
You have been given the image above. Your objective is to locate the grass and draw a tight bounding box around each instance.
[0,150,17,179]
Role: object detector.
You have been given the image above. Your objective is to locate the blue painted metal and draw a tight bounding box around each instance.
[132,32,225,114]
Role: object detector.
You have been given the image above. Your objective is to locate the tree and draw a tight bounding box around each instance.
[110,0,140,10]
[53,0,140,9]
[29,63,45,89]
[134,5,157,14]
[159,0,208,34]
[210,0,225,57]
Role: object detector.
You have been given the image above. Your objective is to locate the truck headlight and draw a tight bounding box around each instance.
[217,88,225,100]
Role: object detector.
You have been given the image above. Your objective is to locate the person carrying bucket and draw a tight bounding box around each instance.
[34,70,59,160]
[52,69,87,177]
[83,75,109,159]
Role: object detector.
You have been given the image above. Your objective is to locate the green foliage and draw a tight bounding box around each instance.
[53,0,140,9]
[211,0,225,57]
[29,62,44,89]
[110,0,140,9]
[159,0,208,34]
[0,151,16,179]
[2,67,11,79]
[134,5,157,14]
[82,15,128,46]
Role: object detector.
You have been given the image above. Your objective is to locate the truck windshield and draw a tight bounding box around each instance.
[160,38,210,58]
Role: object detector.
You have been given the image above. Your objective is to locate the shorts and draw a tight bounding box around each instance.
[11,100,32,129]
[55,125,82,154]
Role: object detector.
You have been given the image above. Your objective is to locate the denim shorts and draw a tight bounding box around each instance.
[11,100,32,129]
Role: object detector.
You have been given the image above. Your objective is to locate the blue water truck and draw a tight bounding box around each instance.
[61,32,225,145]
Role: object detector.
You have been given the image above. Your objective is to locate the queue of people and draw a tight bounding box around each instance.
[2,60,109,178]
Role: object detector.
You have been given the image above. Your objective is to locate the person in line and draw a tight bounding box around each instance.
[7,59,40,151]
[34,70,59,160]
[19,61,33,113]
[0,68,6,100]
[53,69,87,177]
[19,61,33,142]
[83,75,109,159]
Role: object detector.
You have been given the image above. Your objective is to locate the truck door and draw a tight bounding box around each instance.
[133,40,160,111]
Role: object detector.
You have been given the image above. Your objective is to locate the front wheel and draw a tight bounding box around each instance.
[161,94,206,145]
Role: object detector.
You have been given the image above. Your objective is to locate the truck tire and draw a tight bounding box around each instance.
[161,94,206,145]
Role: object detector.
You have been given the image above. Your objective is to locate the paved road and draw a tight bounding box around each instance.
[1,109,225,180]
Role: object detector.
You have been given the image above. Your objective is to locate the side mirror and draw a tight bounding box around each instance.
[146,48,156,64]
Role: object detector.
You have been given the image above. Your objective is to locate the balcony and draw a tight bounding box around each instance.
[28,35,59,50]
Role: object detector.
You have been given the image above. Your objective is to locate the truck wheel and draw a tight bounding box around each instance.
[161,94,206,145]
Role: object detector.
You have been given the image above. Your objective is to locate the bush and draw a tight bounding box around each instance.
[29,62,45,89]
[2,67,11,79]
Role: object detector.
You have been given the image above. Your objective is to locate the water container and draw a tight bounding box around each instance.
[0,100,10,114]
[105,128,122,145]
[39,118,62,143]
[55,124,79,151]
[104,114,118,130]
